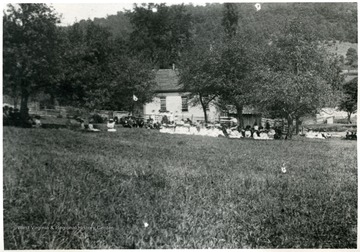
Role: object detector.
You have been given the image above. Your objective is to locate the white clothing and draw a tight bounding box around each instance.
[230,117,238,124]
[88,124,100,132]
[34,119,42,127]
[107,121,115,129]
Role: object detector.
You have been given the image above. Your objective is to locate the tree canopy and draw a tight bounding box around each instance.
[3,2,356,131]
[345,47,358,68]
[3,4,60,123]
[255,20,344,138]
[339,77,358,123]
[125,3,192,69]
[55,21,156,112]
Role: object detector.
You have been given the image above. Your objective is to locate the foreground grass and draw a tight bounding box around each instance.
[3,127,357,249]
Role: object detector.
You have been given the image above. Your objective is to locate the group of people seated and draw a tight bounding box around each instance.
[80,118,117,132]
[3,105,42,128]
[158,120,278,140]
[225,123,276,140]
[304,129,331,139]
[345,131,357,140]
[159,123,225,137]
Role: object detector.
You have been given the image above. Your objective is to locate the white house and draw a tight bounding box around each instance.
[143,69,219,122]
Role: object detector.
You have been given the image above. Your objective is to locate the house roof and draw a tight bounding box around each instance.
[154,69,259,115]
[154,69,182,92]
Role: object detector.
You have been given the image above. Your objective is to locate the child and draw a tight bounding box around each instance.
[107,118,116,132]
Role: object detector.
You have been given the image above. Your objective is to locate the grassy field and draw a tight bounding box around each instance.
[3,126,357,249]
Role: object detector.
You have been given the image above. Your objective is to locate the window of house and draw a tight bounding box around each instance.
[181,96,188,112]
[160,97,166,112]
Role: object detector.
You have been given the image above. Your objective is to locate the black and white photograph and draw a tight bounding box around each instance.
[2,1,358,249]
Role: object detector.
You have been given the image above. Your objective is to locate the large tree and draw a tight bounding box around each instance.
[222,3,238,39]
[178,44,222,123]
[339,77,357,124]
[55,22,114,109]
[217,3,267,128]
[3,4,60,124]
[126,3,192,68]
[178,4,266,126]
[214,34,265,128]
[345,47,358,69]
[56,21,156,113]
[105,55,157,113]
[256,20,343,139]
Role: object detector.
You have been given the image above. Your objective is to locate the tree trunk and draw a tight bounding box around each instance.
[295,116,300,135]
[20,90,29,126]
[13,97,18,109]
[235,103,244,129]
[347,112,352,124]
[286,115,294,140]
[199,94,208,124]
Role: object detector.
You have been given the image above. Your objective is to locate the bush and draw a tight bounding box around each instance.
[90,113,104,124]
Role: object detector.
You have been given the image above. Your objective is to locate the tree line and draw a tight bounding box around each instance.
[3,3,357,137]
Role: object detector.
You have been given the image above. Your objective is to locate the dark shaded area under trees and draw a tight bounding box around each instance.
[3,3,357,133]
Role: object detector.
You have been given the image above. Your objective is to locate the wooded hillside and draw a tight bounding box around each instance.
[87,3,357,43]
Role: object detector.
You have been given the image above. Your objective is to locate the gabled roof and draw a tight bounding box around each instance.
[154,69,182,92]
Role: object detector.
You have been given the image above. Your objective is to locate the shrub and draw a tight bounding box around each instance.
[90,113,104,124]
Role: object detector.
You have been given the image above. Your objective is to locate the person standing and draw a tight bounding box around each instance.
[169,112,174,124]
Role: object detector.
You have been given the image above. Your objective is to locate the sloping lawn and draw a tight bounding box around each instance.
[3,127,357,249]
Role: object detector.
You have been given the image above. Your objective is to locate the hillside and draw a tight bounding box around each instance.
[86,3,357,44]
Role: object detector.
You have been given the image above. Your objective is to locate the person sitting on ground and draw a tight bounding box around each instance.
[161,114,169,125]
[240,128,246,138]
[219,124,228,138]
[274,127,282,139]
[3,105,9,118]
[268,128,276,139]
[88,123,100,132]
[107,118,116,132]
[265,120,271,131]
[244,125,252,138]
[185,118,192,125]
[253,131,261,139]
[253,122,259,131]
[80,119,86,130]
[137,118,145,128]
[230,117,238,128]
[147,118,154,129]
[228,128,242,138]
[155,121,162,129]
[259,131,270,139]
[34,115,42,128]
